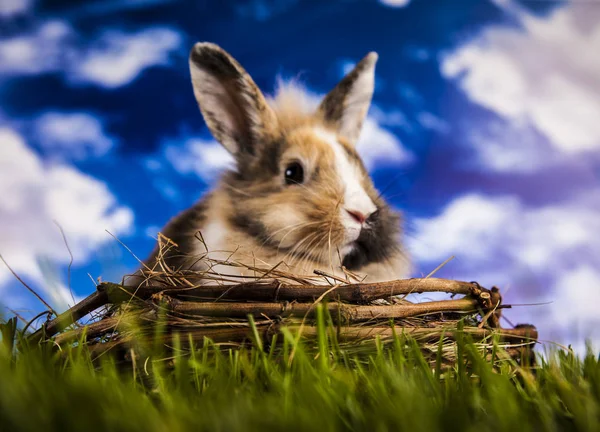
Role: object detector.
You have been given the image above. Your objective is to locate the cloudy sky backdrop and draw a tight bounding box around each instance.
[1,0,599,353]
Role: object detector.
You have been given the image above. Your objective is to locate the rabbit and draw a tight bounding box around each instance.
[129,42,410,285]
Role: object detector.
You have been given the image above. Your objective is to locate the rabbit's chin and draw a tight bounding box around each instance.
[338,242,357,259]
[337,221,366,260]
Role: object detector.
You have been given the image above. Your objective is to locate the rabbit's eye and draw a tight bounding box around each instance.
[284,162,304,185]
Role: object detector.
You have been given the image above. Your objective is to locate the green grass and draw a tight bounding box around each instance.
[1,315,599,432]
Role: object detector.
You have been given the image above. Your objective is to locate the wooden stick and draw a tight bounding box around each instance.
[54,315,271,346]
[28,291,109,343]
[157,297,483,322]
[53,316,120,345]
[103,277,489,303]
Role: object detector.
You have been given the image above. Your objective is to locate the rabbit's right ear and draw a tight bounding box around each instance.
[189,43,278,156]
[318,52,378,146]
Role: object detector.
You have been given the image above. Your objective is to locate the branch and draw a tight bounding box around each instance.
[155,296,482,322]
[28,291,109,343]
[102,277,489,303]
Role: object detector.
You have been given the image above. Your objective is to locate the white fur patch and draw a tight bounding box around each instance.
[314,128,376,244]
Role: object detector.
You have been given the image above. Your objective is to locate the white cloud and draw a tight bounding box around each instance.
[33,112,115,160]
[72,27,182,88]
[549,266,600,330]
[467,118,557,173]
[0,22,182,88]
[410,194,517,264]
[164,138,235,183]
[357,117,413,170]
[0,21,71,76]
[0,0,33,17]
[409,192,600,350]
[442,4,600,159]
[531,264,600,354]
[369,105,412,131]
[0,128,133,311]
[411,193,600,272]
[379,0,411,7]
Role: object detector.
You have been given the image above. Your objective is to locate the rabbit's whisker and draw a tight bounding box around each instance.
[278,232,314,265]
[256,220,321,251]
[281,231,323,269]
[275,222,321,256]
[326,196,344,272]
[297,233,327,271]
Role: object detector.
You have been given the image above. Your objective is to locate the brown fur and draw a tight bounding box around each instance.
[126,43,410,285]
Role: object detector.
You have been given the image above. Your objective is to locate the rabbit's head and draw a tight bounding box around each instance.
[189,42,404,272]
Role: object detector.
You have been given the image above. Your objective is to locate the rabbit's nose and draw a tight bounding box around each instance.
[346,209,368,224]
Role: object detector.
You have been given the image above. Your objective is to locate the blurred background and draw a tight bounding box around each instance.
[0,0,599,353]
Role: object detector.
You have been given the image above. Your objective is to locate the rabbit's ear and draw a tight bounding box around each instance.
[189,43,278,156]
[318,52,378,145]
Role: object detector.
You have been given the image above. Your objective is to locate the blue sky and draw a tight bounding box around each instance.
[1,0,599,353]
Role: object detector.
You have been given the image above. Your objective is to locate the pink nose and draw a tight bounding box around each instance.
[346,209,367,224]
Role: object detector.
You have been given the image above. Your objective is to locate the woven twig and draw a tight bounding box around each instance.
[31,278,503,342]
[28,241,535,368]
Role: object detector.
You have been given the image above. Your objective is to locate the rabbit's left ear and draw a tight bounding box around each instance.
[189,42,278,157]
[318,52,378,145]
